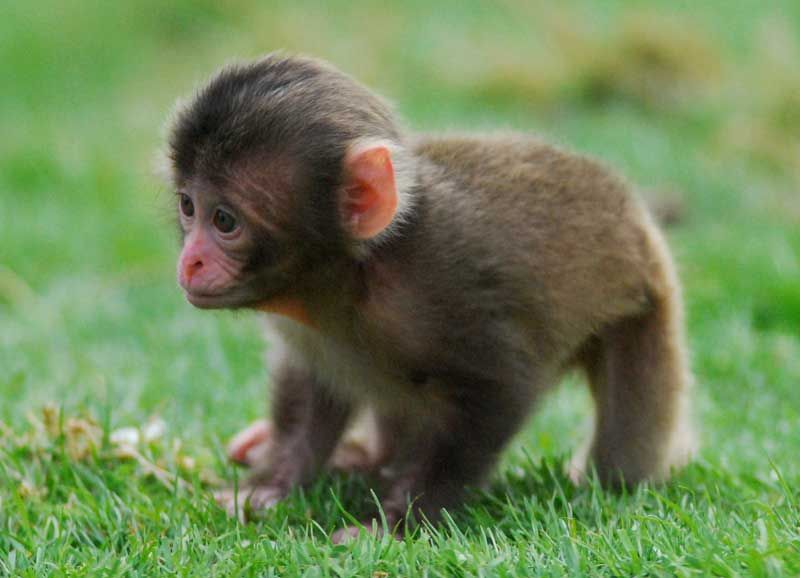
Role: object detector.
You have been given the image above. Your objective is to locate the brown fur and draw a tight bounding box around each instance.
[166,54,695,538]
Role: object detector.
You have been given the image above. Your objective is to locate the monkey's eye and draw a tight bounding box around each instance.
[213,208,238,234]
[179,193,194,217]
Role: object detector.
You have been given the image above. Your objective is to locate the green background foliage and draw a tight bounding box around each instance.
[1,1,799,575]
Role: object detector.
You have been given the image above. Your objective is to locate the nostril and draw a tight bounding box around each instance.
[185,259,204,281]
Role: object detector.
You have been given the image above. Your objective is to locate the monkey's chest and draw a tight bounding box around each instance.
[265,317,449,417]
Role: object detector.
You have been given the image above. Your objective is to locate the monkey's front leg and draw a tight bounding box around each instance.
[217,363,352,520]
[228,408,390,474]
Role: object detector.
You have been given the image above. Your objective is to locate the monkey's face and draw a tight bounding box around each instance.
[175,180,295,310]
[173,142,402,313]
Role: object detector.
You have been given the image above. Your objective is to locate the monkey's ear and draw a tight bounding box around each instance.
[341,144,398,239]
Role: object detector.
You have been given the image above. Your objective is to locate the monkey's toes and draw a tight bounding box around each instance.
[331,525,363,544]
[331,521,401,544]
[214,488,248,522]
[227,420,273,466]
[214,485,285,522]
[247,486,285,511]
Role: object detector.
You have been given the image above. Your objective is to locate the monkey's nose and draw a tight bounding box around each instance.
[185,259,204,281]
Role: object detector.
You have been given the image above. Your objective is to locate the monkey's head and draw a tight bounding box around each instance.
[166,54,415,311]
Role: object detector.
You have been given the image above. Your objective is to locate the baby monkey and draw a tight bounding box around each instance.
[167,54,694,540]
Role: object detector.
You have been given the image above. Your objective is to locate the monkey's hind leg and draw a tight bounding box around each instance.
[576,286,696,487]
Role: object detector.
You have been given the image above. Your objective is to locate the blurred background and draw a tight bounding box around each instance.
[1,0,799,475]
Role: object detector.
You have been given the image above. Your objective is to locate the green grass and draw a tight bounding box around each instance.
[2,1,799,575]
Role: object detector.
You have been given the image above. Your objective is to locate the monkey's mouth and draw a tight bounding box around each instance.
[184,289,234,309]
[184,286,267,310]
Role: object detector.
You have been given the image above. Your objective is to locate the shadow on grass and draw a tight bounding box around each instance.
[233,454,718,543]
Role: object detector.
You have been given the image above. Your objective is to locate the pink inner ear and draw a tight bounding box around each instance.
[342,145,398,239]
[344,184,378,216]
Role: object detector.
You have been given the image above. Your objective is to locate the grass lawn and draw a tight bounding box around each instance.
[1,1,799,575]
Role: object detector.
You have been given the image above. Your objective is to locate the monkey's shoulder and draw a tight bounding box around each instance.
[413,132,632,204]
[414,131,555,162]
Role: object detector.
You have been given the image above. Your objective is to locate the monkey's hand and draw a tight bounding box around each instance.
[214,484,287,523]
[216,440,314,521]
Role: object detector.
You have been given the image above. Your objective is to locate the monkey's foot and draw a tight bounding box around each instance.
[227,420,273,466]
[331,518,402,544]
[214,485,286,522]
